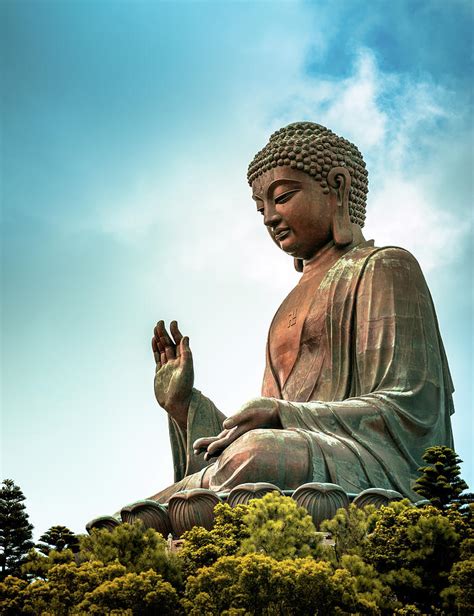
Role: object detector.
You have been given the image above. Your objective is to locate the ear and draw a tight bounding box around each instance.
[327,167,353,247]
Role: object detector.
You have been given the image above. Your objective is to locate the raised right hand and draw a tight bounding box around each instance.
[152,320,194,431]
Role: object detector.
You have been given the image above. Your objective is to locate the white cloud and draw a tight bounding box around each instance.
[366,176,470,272]
[243,48,469,274]
[322,52,388,149]
[89,46,470,281]
[174,48,469,279]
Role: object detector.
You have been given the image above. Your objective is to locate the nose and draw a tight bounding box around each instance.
[263,203,282,228]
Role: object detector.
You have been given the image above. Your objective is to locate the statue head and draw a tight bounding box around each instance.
[247,122,368,229]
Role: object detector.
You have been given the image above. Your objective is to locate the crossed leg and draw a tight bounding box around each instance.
[150,428,313,503]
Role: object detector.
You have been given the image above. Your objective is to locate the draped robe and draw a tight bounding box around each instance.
[158,240,454,502]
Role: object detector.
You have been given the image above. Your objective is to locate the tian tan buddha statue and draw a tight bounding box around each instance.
[89,122,455,531]
[147,121,454,504]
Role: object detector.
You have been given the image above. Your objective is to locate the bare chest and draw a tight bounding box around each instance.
[269,270,327,389]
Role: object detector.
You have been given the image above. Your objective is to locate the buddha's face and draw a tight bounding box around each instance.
[251,166,333,261]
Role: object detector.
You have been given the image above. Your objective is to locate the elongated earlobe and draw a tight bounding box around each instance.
[327,167,353,247]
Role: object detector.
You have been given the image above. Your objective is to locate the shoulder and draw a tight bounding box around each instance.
[367,245,420,263]
[322,243,426,297]
[359,245,428,292]
[336,243,423,280]
[363,245,423,274]
[340,243,420,267]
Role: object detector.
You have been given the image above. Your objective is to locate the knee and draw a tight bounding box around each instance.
[228,429,284,469]
[239,428,277,451]
[208,428,309,491]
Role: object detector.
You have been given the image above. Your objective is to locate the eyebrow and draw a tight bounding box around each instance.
[252,178,301,200]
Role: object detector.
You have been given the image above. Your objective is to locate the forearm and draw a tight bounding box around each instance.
[274,388,443,460]
[187,389,227,436]
[275,397,380,432]
[169,388,226,478]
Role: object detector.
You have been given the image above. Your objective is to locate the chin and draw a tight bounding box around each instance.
[280,240,301,258]
[286,248,307,260]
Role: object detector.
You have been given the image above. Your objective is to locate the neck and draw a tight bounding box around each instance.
[304,239,336,266]
[302,225,366,274]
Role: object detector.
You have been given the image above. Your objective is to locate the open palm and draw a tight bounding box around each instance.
[152,320,194,430]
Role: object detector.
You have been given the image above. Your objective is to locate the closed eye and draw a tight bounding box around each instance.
[275,189,300,204]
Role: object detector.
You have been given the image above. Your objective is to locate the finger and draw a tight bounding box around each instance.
[193,429,228,450]
[179,336,192,365]
[153,321,165,342]
[154,324,165,352]
[154,334,168,365]
[155,336,165,354]
[193,429,228,454]
[223,406,256,430]
[170,321,183,357]
[206,428,236,456]
[193,435,220,455]
[151,338,161,367]
[157,320,176,361]
[206,425,248,459]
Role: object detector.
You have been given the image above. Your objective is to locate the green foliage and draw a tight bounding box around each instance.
[37,525,80,555]
[21,547,75,580]
[0,575,29,615]
[79,521,181,587]
[365,502,470,612]
[1,446,472,613]
[75,569,181,615]
[392,606,422,615]
[0,560,125,615]
[2,559,182,615]
[178,502,248,577]
[442,558,474,615]
[178,488,474,613]
[239,492,322,560]
[0,479,34,579]
[320,502,377,561]
[414,446,469,509]
[339,554,398,612]
[182,552,395,615]
[441,538,474,615]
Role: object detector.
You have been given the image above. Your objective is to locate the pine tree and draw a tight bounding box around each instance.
[364,503,470,612]
[178,502,249,577]
[37,525,80,555]
[320,502,379,561]
[0,479,34,579]
[240,492,323,560]
[80,521,182,587]
[414,446,469,509]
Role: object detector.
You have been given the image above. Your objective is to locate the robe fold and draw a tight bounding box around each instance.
[165,241,454,501]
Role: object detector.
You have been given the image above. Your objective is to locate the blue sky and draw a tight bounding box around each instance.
[1,0,473,538]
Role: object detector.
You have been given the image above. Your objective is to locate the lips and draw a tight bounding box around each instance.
[274,228,290,241]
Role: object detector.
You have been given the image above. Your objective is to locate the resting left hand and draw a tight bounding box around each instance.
[193,397,282,461]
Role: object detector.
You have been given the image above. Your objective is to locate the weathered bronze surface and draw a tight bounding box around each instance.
[146,122,455,508]
[352,488,403,509]
[86,516,120,533]
[227,483,283,507]
[168,489,221,536]
[120,501,172,538]
[293,483,350,529]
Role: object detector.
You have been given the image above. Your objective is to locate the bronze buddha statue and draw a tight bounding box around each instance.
[147,121,454,505]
